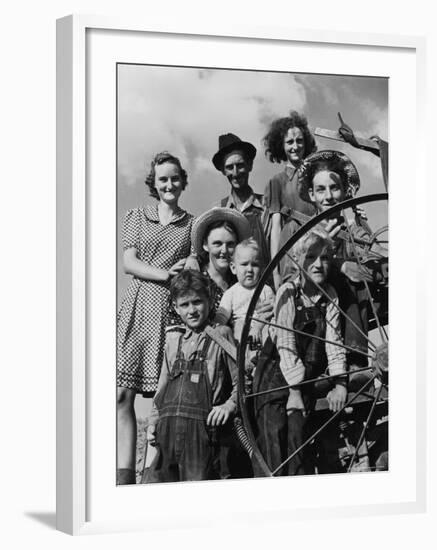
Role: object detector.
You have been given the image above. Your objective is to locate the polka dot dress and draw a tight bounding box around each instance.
[117,205,194,394]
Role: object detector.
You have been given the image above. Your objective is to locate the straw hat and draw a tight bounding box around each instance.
[212,133,257,171]
[191,207,251,255]
[298,150,360,203]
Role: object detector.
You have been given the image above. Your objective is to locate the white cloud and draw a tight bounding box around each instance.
[117,65,308,188]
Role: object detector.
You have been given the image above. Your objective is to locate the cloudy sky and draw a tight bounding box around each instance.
[117,64,388,298]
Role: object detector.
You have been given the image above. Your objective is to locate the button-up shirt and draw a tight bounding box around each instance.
[264,166,317,221]
[149,324,238,426]
[274,281,346,386]
[219,188,270,269]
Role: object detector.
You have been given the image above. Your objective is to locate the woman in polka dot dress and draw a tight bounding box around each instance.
[117,152,194,485]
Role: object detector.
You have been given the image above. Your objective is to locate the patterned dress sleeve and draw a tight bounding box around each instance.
[122,208,140,250]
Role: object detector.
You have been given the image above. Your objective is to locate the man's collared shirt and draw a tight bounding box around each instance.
[219,188,270,269]
[221,189,264,214]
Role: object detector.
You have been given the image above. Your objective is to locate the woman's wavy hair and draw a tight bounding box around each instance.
[263,110,317,164]
[145,151,188,200]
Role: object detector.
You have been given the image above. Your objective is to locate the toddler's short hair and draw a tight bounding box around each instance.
[170,269,211,303]
[232,237,260,260]
[291,227,334,263]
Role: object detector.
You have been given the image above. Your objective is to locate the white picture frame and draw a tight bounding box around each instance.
[56,14,427,535]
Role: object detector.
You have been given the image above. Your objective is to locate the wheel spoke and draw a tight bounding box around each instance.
[341,211,388,343]
[246,366,373,399]
[271,374,377,476]
[347,383,384,472]
[293,210,387,258]
[279,254,377,351]
[236,194,389,478]
[251,317,374,359]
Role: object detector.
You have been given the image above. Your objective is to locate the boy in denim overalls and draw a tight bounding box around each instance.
[146,270,238,482]
[253,228,347,476]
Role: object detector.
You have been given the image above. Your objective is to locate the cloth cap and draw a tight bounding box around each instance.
[212,133,257,171]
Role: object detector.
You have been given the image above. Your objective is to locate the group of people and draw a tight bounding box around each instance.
[116,111,388,485]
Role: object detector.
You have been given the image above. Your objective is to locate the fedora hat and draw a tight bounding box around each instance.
[212,133,257,171]
[298,150,360,203]
[191,207,251,255]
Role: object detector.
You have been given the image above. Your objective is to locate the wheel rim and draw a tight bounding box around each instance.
[238,193,389,476]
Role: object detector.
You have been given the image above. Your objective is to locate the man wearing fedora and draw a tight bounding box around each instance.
[212,133,270,271]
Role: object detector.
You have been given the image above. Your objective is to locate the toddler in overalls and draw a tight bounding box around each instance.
[146,270,238,482]
[253,228,347,476]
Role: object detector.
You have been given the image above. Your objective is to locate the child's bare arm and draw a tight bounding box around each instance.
[147,341,172,432]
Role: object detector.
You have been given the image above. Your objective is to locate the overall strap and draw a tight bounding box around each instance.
[197,334,212,360]
[175,333,184,359]
[289,281,301,308]
[204,325,237,362]
[294,283,328,317]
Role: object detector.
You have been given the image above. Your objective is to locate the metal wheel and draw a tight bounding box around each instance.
[238,193,389,477]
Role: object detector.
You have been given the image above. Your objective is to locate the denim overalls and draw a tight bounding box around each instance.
[147,334,218,482]
[252,286,330,476]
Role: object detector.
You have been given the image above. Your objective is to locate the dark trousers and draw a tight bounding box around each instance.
[254,401,347,476]
[146,416,216,482]
[216,424,253,479]
[254,402,311,476]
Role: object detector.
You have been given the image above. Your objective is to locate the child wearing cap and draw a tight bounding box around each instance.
[253,228,347,476]
[146,270,238,482]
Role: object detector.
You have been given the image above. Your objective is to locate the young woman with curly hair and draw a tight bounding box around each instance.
[263,111,318,288]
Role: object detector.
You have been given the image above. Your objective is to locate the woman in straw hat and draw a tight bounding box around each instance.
[191,207,273,479]
[191,207,251,314]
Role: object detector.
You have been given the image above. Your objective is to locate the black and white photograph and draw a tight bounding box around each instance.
[116,63,389,485]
